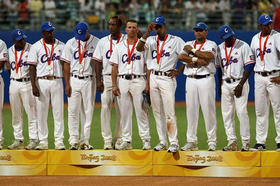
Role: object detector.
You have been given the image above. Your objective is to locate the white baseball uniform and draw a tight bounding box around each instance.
[182,39,217,146]
[27,38,65,147]
[0,39,8,145]
[61,34,99,146]
[92,34,126,143]
[251,30,280,144]
[217,39,255,144]
[144,34,185,146]
[8,42,38,141]
[110,39,150,143]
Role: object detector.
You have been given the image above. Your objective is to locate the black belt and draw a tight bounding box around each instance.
[187,74,210,79]
[255,70,280,77]
[38,76,62,80]
[119,75,142,80]
[151,70,168,76]
[71,74,93,79]
[224,78,241,84]
[104,74,111,76]
[11,78,30,82]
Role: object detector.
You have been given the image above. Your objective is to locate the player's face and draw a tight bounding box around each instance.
[125,22,138,38]
[259,23,272,35]
[14,39,26,50]
[194,29,208,40]
[42,30,54,42]
[153,24,166,36]
[108,18,120,35]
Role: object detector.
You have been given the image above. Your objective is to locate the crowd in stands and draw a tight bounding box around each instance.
[0,0,280,30]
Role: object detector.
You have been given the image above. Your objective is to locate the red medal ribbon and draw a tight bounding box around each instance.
[127,38,138,65]
[259,33,269,61]
[78,40,88,64]
[110,33,122,55]
[194,39,206,51]
[156,34,168,64]
[224,39,236,69]
[42,39,54,66]
[14,46,25,74]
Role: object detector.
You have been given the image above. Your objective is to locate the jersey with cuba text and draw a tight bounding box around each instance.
[0,39,8,73]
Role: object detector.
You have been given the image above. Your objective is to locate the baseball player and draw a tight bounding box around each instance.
[92,16,124,150]
[27,21,65,150]
[178,22,218,151]
[217,25,255,151]
[0,38,8,150]
[62,22,99,150]
[7,29,38,150]
[250,15,280,151]
[136,16,185,153]
[110,19,151,150]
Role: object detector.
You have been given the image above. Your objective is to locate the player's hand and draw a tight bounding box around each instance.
[270,76,280,84]
[145,81,150,94]
[183,45,193,53]
[168,69,179,78]
[96,80,104,93]
[197,58,208,66]
[234,84,243,98]
[65,84,72,97]
[112,86,120,96]
[32,85,40,97]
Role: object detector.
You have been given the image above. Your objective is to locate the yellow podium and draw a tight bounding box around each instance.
[261,151,280,177]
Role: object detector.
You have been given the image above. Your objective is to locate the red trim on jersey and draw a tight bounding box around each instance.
[60,57,71,63]
[92,56,102,62]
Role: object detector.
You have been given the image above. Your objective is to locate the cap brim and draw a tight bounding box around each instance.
[222,32,234,39]
[15,35,27,41]
[193,26,206,30]
[43,27,55,31]
[75,33,86,40]
[260,20,272,25]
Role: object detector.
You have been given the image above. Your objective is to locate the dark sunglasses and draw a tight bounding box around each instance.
[194,29,204,32]
[154,24,162,29]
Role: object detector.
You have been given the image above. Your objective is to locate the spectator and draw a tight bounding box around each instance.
[44,0,56,23]
[129,0,139,21]
[258,0,272,15]
[185,0,198,29]
[18,0,29,28]
[196,0,208,22]
[231,0,247,29]
[66,0,80,29]
[138,0,153,24]
[6,0,19,28]
[28,0,43,30]
[106,3,116,21]
[219,0,231,25]
[120,0,130,15]
[207,0,220,29]
[79,0,94,22]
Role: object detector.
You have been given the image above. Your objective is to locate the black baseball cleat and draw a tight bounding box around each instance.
[276,143,280,152]
[249,143,266,151]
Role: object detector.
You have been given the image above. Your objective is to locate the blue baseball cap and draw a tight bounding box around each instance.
[75,22,89,40]
[193,22,208,31]
[219,25,235,39]
[41,21,55,32]
[11,29,27,41]
[258,14,272,25]
[152,16,165,26]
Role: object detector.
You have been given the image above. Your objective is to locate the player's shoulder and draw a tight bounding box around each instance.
[251,32,261,41]
[218,41,225,49]
[271,30,280,38]
[91,34,100,42]
[0,39,7,46]
[206,39,218,47]
[55,39,65,46]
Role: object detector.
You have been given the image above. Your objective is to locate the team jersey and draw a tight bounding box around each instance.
[182,39,217,75]
[145,34,185,72]
[61,35,99,76]
[27,38,65,77]
[8,42,32,79]
[0,39,8,73]
[217,39,255,79]
[250,30,280,72]
[92,34,126,75]
[110,39,147,75]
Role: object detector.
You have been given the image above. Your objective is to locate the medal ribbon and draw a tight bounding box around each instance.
[127,38,138,65]
[156,34,168,64]
[194,39,206,51]
[15,46,25,74]
[259,33,269,61]
[110,33,122,55]
[42,39,54,66]
[224,39,236,69]
[78,40,88,64]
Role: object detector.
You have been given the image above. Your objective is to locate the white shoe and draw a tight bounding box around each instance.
[35,143,48,150]
[104,141,113,150]
[114,138,122,150]
[116,141,132,150]
[55,143,65,150]
[153,143,167,151]
[70,143,78,150]
[8,140,24,150]
[181,142,198,151]
[241,142,250,151]
[80,143,94,150]
[223,141,238,151]
[167,144,179,153]
[25,139,38,150]
[208,144,216,151]
[142,140,151,150]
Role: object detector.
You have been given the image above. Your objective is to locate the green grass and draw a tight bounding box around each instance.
[2,105,278,150]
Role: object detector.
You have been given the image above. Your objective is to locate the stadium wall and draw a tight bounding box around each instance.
[0,30,258,103]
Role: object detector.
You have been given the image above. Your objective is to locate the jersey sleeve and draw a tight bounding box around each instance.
[175,37,185,55]
[60,40,72,63]
[0,41,8,62]
[109,45,119,65]
[274,33,280,52]
[243,43,255,66]
[27,43,38,65]
[250,36,256,57]
[92,40,103,62]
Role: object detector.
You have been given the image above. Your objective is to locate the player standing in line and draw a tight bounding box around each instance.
[217,25,255,151]
[136,16,185,153]
[110,20,151,150]
[62,22,99,150]
[92,16,125,150]
[178,22,218,151]
[7,29,38,150]
[27,21,65,150]
[0,37,8,149]
[250,15,280,151]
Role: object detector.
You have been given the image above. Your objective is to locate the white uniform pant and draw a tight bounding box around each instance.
[0,77,3,144]
[221,80,250,143]
[101,75,121,142]
[9,80,38,141]
[150,74,178,145]
[118,77,150,142]
[68,77,96,145]
[255,73,280,144]
[36,79,64,146]
[185,75,217,145]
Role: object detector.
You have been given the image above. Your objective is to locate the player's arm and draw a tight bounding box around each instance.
[136,23,154,52]
[183,45,214,63]
[178,53,208,67]
[29,64,40,97]
[0,60,7,70]
[93,58,104,93]
[63,61,71,97]
[111,63,120,96]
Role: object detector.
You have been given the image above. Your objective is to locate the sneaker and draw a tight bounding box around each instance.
[208,144,216,151]
[35,143,48,150]
[55,143,65,150]
[114,138,122,150]
[223,141,238,151]
[241,143,250,151]
[80,143,94,150]
[8,140,24,150]
[153,143,167,151]
[116,141,132,150]
[104,141,113,150]
[142,140,151,150]
[25,139,38,150]
[276,143,280,152]
[181,142,198,151]
[167,144,179,153]
[250,143,266,151]
[70,143,78,150]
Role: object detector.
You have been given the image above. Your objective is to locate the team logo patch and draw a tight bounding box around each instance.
[91,46,94,49]
[235,52,238,55]
[202,47,205,50]
[18,31,22,35]
[265,15,269,20]
[249,55,255,60]
[78,29,82,34]
[156,17,159,22]
[269,42,272,45]
[48,22,52,26]
[3,53,7,57]
[224,28,228,33]
[168,46,172,49]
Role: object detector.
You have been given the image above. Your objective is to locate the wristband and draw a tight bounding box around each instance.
[192,57,198,62]
[191,48,197,54]
[140,37,146,43]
